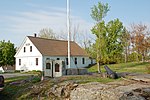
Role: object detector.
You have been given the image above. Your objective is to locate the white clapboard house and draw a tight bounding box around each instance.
[15,35,93,77]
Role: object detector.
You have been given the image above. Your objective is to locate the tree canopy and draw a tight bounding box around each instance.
[0,40,16,66]
[130,23,150,62]
[91,2,110,22]
[38,28,57,39]
[91,1,110,73]
[89,2,150,73]
[91,19,125,64]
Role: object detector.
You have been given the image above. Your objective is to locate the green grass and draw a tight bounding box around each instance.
[5,76,29,83]
[0,75,41,100]
[88,62,150,74]
[57,75,119,84]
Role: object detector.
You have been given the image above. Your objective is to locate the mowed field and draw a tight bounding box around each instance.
[88,62,150,74]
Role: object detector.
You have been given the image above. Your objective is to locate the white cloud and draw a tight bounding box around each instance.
[0,6,94,46]
[7,8,92,32]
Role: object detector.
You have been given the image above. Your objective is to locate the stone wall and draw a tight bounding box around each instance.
[66,68,88,75]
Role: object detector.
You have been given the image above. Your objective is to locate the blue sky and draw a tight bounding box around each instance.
[0,0,150,47]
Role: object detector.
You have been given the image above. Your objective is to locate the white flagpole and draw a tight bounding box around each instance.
[67,0,71,68]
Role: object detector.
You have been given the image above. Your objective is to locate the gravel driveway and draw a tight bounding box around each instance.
[0,73,34,78]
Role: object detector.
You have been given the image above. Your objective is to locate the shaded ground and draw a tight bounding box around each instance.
[0,73,34,78]
[126,73,150,83]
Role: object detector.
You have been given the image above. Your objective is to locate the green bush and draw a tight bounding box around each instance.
[146,65,150,74]
[31,76,41,83]
[24,70,42,76]
[128,52,142,62]
[14,70,21,73]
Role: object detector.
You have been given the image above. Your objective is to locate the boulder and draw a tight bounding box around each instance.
[70,82,150,100]
[47,82,78,99]
[120,87,150,100]
[70,82,108,100]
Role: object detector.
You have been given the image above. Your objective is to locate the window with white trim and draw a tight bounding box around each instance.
[66,58,68,65]
[19,59,21,65]
[82,58,85,64]
[24,47,26,52]
[75,58,77,65]
[46,63,51,69]
[30,46,32,52]
[36,58,38,65]
[55,63,60,72]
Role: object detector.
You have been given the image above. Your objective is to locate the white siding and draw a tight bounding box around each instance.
[16,57,43,71]
[15,37,42,57]
[43,56,91,69]
[15,37,43,71]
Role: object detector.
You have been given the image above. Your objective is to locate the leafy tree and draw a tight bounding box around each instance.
[106,19,125,64]
[0,41,4,65]
[0,40,16,66]
[121,28,131,63]
[91,2,110,22]
[38,28,57,39]
[91,21,107,64]
[84,40,97,59]
[128,52,142,62]
[145,36,150,60]
[91,2,110,73]
[130,23,150,62]
[92,19,125,65]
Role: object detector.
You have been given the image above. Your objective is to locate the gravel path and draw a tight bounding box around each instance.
[128,73,150,82]
[0,73,34,78]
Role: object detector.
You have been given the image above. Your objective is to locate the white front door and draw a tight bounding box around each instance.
[44,60,66,77]
[45,62,52,77]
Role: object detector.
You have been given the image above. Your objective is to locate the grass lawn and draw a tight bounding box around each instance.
[88,62,150,74]
[57,75,121,84]
[0,75,41,100]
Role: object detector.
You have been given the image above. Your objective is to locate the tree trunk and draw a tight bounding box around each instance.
[125,46,129,63]
[97,61,101,73]
[142,53,144,62]
[97,53,101,73]
[41,71,44,81]
[125,54,127,63]
[97,39,102,73]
